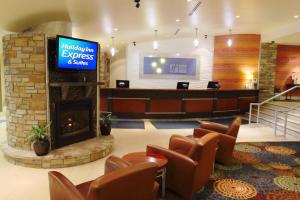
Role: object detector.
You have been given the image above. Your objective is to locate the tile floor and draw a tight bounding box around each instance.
[0,119,299,200]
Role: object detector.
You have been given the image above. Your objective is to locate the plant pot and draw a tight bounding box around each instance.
[33,139,50,156]
[100,120,111,136]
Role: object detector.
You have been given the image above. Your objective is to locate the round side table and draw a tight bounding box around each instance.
[122,152,168,197]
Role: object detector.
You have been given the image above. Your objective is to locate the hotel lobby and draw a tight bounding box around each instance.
[0,0,300,199]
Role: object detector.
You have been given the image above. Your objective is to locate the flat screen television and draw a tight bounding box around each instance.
[177,82,189,89]
[56,35,98,71]
[116,80,130,88]
[207,81,221,89]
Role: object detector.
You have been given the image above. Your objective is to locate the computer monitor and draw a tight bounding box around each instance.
[207,81,221,89]
[116,80,130,88]
[177,82,189,89]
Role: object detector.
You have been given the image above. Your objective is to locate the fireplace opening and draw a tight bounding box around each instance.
[53,98,95,149]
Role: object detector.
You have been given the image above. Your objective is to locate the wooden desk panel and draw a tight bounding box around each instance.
[185,99,213,113]
[100,98,108,111]
[239,97,257,112]
[216,98,238,111]
[100,88,258,118]
[112,99,147,113]
[149,99,182,113]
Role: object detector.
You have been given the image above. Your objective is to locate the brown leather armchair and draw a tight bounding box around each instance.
[49,155,159,200]
[193,117,241,165]
[147,133,220,200]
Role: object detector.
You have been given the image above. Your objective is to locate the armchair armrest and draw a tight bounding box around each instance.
[201,121,228,134]
[48,171,84,200]
[218,134,236,147]
[216,134,237,165]
[193,128,212,138]
[147,145,198,198]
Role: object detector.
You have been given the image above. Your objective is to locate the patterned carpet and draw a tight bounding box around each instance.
[193,142,300,200]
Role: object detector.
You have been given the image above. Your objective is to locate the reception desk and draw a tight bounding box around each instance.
[100,88,259,118]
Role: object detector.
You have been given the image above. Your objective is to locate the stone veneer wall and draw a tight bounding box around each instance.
[3,33,47,150]
[258,43,278,102]
[99,52,110,88]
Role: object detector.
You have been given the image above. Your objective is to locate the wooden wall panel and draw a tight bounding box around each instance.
[276,45,300,91]
[213,34,261,89]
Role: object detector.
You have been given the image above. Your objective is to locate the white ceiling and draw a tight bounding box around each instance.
[0,0,300,48]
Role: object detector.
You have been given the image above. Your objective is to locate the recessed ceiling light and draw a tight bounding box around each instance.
[176,19,181,22]
[294,15,299,19]
[187,0,193,2]
[176,53,180,56]
[114,28,119,31]
[236,15,241,19]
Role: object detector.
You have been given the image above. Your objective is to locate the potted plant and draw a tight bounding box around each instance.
[27,123,51,156]
[100,112,112,136]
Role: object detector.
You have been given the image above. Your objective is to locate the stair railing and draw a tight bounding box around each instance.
[274,104,300,136]
[249,85,300,125]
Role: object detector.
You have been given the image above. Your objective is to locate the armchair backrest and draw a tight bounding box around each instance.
[226,117,241,137]
[169,135,196,158]
[86,162,158,200]
[104,155,132,174]
[48,171,85,200]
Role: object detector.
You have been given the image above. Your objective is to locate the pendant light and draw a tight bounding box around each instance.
[227,29,233,47]
[110,36,116,57]
[153,30,159,51]
[193,28,199,47]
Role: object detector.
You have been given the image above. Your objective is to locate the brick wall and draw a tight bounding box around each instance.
[258,43,278,102]
[3,33,47,150]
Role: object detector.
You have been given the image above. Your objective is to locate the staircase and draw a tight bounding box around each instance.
[248,85,300,136]
[248,101,300,136]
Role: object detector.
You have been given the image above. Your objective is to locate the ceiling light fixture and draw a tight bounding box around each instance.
[110,36,116,57]
[227,29,233,47]
[188,1,202,16]
[187,0,193,2]
[193,28,199,47]
[294,15,299,19]
[153,30,159,51]
[134,0,140,8]
[174,28,181,36]
[176,19,181,22]
[235,15,241,19]
[113,28,119,31]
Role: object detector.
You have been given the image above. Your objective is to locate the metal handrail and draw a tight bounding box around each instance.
[274,103,300,136]
[249,85,300,125]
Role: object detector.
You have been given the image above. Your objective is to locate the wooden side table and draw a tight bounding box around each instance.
[122,152,168,197]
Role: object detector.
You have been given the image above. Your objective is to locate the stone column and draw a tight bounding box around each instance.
[99,52,110,88]
[3,33,47,150]
[258,43,278,102]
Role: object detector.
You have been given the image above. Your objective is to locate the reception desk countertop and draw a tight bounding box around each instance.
[100,88,259,118]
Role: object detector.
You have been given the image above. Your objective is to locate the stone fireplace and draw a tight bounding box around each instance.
[2,31,113,168]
